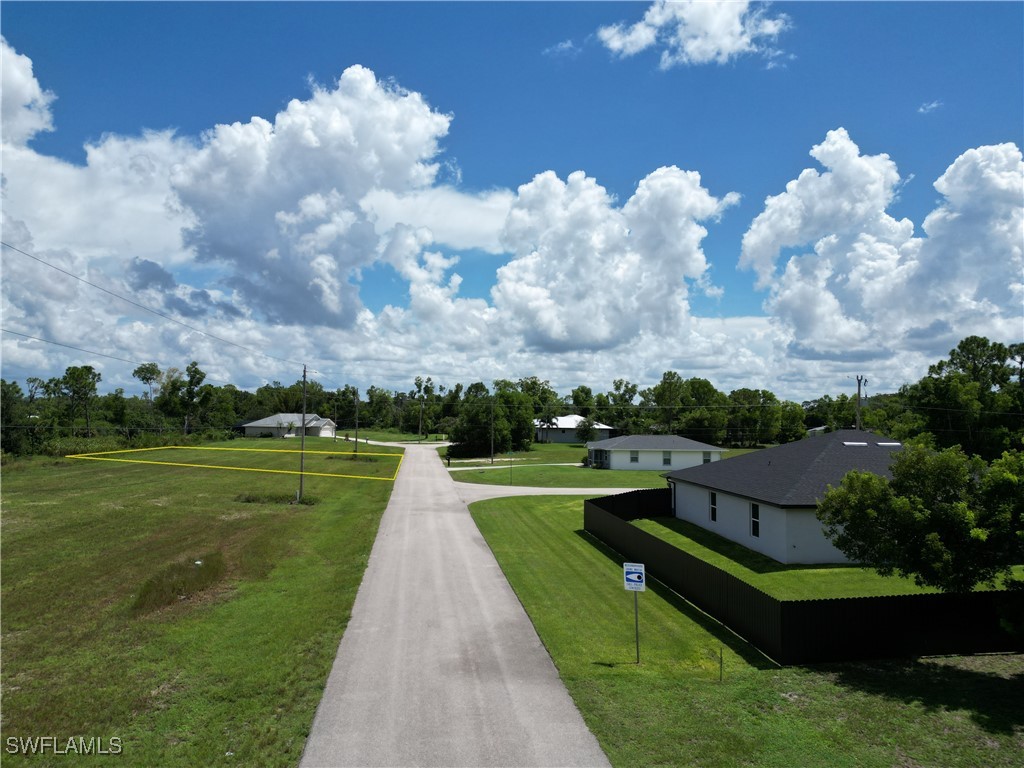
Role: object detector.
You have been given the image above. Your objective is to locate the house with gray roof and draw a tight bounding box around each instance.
[586,434,724,471]
[665,429,902,564]
[241,413,337,438]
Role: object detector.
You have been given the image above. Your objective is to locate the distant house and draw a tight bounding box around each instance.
[586,435,723,471]
[533,415,613,443]
[665,429,902,564]
[242,413,337,439]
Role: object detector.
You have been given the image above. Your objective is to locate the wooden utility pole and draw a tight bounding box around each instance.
[299,365,307,501]
[855,375,868,430]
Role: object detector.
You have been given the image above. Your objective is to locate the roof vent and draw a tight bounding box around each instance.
[876,442,901,447]
[842,442,868,446]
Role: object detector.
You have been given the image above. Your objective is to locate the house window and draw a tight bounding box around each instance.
[663,451,672,466]
[709,491,717,522]
[750,503,760,538]
[630,450,639,463]
[702,451,712,464]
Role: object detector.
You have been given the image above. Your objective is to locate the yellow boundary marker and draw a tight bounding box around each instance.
[66,445,403,482]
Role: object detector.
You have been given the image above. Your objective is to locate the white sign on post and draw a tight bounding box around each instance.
[623,562,646,592]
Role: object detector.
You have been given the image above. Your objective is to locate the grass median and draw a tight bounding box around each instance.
[1,438,401,767]
[471,495,1024,768]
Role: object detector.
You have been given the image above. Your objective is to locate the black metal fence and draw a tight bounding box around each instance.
[584,491,1023,665]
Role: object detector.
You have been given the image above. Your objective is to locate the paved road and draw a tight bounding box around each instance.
[300,444,612,767]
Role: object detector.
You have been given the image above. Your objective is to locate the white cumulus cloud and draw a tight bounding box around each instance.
[0,36,55,146]
[740,129,1024,361]
[493,166,738,351]
[598,0,789,68]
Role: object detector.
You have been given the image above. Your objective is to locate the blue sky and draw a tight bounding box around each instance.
[2,1,1022,401]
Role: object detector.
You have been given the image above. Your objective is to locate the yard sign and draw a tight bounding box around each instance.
[623,562,645,664]
[623,562,645,592]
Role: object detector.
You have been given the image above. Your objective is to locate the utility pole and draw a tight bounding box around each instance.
[354,392,360,456]
[490,398,494,465]
[855,375,868,430]
[299,365,307,501]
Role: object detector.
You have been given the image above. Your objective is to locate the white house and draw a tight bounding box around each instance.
[665,430,902,564]
[533,415,613,443]
[242,413,337,438]
[586,435,723,471]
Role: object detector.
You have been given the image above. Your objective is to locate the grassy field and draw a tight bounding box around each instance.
[334,428,445,443]
[451,463,667,488]
[442,441,589,466]
[632,517,943,599]
[471,496,1024,768]
[1,438,401,767]
[446,443,753,488]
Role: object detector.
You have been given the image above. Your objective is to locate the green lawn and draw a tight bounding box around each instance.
[442,441,589,466]
[332,428,444,443]
[631,517,942,599]
[632,517,1024,599]
[471,496,1024,768]
[1,438,401,767]
[451,463,667,488]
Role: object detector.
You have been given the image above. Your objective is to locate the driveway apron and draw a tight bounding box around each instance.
[300,444,610,767]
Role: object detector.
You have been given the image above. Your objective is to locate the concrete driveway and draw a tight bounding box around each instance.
[300,444,612,767]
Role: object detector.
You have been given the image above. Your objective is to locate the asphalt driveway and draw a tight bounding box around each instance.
[300,443,612,767]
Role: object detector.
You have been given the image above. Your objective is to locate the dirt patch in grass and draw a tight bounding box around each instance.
[234,492,318,505]
[131,552,227,614]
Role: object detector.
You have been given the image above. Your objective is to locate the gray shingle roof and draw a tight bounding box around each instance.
[586,434,723,452]
[665,429,901,507]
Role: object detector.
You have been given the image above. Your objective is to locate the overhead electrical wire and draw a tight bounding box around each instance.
[0,328,236,389]
[1,240,307,370]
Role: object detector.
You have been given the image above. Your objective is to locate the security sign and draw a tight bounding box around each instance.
[623,562,646,592]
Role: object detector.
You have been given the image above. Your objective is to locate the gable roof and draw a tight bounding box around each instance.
[665,429,901,508]
[533,415,612,430]
[242,413,335,428]
[586,434,723,452]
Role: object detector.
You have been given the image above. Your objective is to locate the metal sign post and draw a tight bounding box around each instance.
[623,563,645,664]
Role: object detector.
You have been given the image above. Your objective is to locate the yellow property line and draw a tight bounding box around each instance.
[66,454,399,481]
[66,445,400,458]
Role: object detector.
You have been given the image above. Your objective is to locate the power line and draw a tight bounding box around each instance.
[1,240,306,369]
[0,328,234,388]
[0,329,143,367]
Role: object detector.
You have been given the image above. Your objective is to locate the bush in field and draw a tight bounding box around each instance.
[40,435,125,457]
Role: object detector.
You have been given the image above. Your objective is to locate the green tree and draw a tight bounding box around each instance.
[817,443,1024,592]
[679,378,729,444]
[449,382,493,458]
[1,379,28,454]
[777,400,806,443]
[62,365,102,435]
[575,416,596,443]
[570,385,595,418]
[495,379,534,451]
[642,371,686,434]
[901,336,1020,459]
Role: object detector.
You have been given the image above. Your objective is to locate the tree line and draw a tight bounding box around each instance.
[1,336,1021,460]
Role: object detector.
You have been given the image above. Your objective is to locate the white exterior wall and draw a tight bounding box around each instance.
[672,482,849,564]
[609,449,722,471]
[245,424,294,438]
[784,509,850,564]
